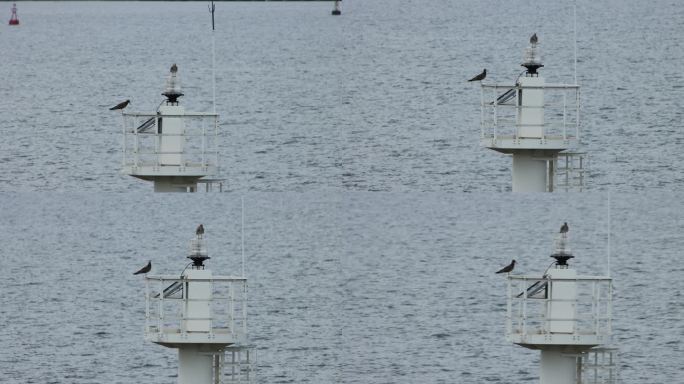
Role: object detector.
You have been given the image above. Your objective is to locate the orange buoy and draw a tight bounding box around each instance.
[8,3,19,25]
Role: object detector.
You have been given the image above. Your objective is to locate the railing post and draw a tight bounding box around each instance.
[145,277,150,335]
[563,92,567,140]
[158,278,164,336]
[514,85,519,139]
[242,281,248,339]
[202,117,207,167]
[492,87,498,140]
[154,116,160,168]
[480,85,485,138]
[134,122,140,168]
[592,281,598,335]
[576,88,581,142]
[506,277,512,335]
[573,278,578,334]
[516,279,523,334]
[228,282,235,337]
[545,277,551,334]
[522,278,528,336]
[215,115,219,170]
[607,281,612,335]
[122,114,127,168]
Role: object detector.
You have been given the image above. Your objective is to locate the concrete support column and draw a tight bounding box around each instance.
[512,153,547,192]
[179,347,214,384]
[540,349,579,384]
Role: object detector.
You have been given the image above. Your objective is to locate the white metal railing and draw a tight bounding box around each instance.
[122,112,219,171]
[507,275,612,338]
[144,275,247,340]
[480,83,580,142]
[220,346,257,384]
[555,152,588,191]
[576,347,620,384]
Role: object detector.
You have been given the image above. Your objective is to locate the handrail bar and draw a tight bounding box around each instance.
[481,83,579,90]
[508,275,611,282]
[124,112,219,118]
[146,275,246,281]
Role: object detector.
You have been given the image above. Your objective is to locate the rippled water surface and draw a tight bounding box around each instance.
[1,1,683,192]
[1,193,683,383]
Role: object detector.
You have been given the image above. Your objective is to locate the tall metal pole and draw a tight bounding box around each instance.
[607,192,611,277]
[241,196,245,278]
[209,1,216,113]
[573,0,578,84]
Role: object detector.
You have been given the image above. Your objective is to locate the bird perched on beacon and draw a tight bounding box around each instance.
[133,261,152,275]
[109,99,130,111]
[468,69,487,82]
[196,224,205,238]
[560,222,569,234]
[170,63,178,73]
[496,259,516,274]
[530,33,538,45]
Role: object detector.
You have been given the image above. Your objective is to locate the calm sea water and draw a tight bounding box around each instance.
[1,193,683,383]
[1,1,683,383]
[1,0,683,192]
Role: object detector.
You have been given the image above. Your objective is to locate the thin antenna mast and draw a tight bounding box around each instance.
[241,196,245,277]
[209,1,217,113]
[573,0,578,84]
[607,192,611,277]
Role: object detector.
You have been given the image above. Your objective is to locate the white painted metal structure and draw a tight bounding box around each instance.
[122,66,221,192]
[144,234,255,384]
[479,37,586,192]
[332,0,341,15]
[504,232,619,383]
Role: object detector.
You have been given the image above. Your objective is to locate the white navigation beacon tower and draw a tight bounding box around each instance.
[479,36,587,192]
[505,230,619,383]
[143,230,255,384]
[122,65,222,192]
[332,0,341,15]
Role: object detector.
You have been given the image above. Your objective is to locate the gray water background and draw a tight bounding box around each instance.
[1,1,683,383]
[1,193,683,383]
[1,0,683,192]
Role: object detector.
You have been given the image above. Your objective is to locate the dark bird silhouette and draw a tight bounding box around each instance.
[496,259,516,274]
[133,261,152,275]
[468,69,487,82]
[530,33,538,45]
[560,222,569,234]
[109,99,130,111]
[196,224,205,237]
[170,63,178,73]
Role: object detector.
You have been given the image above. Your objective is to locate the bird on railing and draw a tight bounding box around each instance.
[560,222,569,234]
[496,259,516,274]
[133,260,152,275]
[468,69,487,82]
[110,99,130,111]
[196,224,205,238]
[530,33,538,45]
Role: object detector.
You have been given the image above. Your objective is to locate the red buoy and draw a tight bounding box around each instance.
[8,3,19,26]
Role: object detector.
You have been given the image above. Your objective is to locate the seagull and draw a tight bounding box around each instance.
[133,261,152,275]
[468,69,487,82]
[496,259,516,274]
[170,63,178,73]
[109,99,130,111]
[196,224,205,237]
[560,222,569,234]
[530,33,538,45]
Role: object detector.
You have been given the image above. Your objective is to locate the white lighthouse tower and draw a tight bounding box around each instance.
[504,230,619,383]
[121,65,222,192]
[143,229,255,383]
[479,36,587,192]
